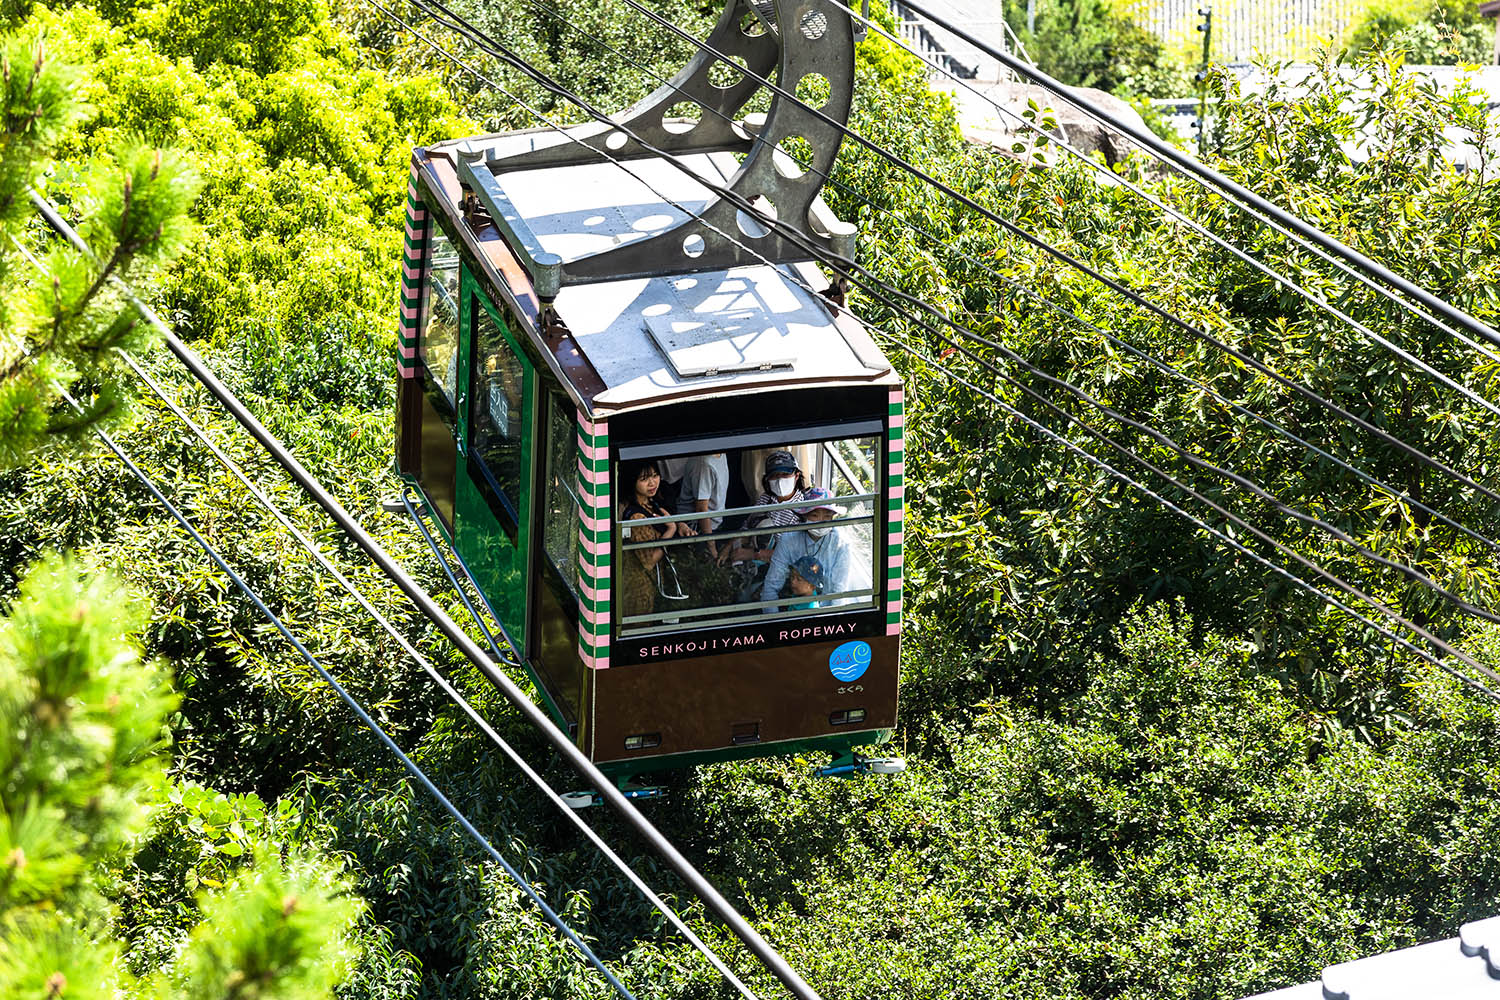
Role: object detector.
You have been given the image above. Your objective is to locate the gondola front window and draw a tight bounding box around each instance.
[614,434,881,636]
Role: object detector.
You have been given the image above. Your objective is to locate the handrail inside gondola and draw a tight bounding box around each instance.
[619,588,879,631]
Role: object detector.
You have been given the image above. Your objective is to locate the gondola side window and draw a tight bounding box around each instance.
[420,227,460,405]
[470,299,525,532]
[541,397,580,595]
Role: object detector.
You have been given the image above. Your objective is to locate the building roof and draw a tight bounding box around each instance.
[426,136,894,414]
[1243,916,1500,1000]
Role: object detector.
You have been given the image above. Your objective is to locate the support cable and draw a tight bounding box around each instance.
[827,0,1500,370]
[373,0,1500,680]
[110,347,757,1000]
[61,389,638,1000]
[31,189,825,1000]
[474,0,1500,560]
[402,0,1500,632]
[895,0,1500,355]
[870,329,1500,705]
[408,0,1500,510]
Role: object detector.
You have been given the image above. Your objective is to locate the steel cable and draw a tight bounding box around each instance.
[458,0,1500,565]
[32,187,824,1000]
[408,0,1500,513]
[108,346,759,1000]
[577,0,1500,426]
[895,0,1500,354]
[831,0,1500,370]
[60,389,639,1000]
[868,328,1500,705]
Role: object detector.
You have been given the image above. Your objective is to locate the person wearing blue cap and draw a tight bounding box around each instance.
[759,486,855,612]
[787,555,827,610]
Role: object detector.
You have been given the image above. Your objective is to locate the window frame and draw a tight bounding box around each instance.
[540,391,583,602]
[610,426,884,640]
[417,219,462,410]
[462,271,533,542]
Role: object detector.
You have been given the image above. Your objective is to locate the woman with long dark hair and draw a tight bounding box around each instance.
[619,458,696,620]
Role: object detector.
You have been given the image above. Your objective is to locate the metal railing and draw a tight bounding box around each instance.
[890,3,1034,83]
[1126,0,1362,63]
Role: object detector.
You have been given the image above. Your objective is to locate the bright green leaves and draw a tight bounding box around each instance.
[135,0,325,76]
[161,847,363,1000]
[0,28,79,227]
[0,555,176,870]
[0,555,171,1000]
[0,15,201,473]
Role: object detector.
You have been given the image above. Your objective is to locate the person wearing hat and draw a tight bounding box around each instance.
[787,554,827,611]
[759,486,855,612]
[729,449,810,565]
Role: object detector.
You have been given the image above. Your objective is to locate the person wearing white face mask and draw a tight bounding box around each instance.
[730,450,809,565]
[759,487,855,613]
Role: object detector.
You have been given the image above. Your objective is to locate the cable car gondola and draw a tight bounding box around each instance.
[393,0,903,793]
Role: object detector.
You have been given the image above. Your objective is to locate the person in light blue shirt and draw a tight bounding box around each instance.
[760,488,856,612]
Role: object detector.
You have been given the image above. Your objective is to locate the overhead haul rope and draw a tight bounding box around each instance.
[393,0,1500,641]
[478,0,1500,562]
[365,1,1500,695]
[31,189,823,1000]
[406,0,1500,513]
[871,329,1500,707]
[54,387,640,1000]
[823,0,1500,371]
[107,346,757,1000]
[500,0,1496,388]
[894,0,1500,357]
[566,0,1500,427]
[18,210,754,999]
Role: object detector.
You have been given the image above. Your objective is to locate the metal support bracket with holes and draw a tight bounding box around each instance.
[456,0,858,296]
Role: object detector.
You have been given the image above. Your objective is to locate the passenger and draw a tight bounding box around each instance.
[674,451,730,559]
[787,555,827,611]
[729,449,809,565]
[618,459,695,620]
[739,445,818,502]
[760,487,854,612]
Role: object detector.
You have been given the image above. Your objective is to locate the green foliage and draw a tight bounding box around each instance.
[0,23,200,470]
[0,555,168,1000]
[1005,0,1189,97]
[135,0,325,75]
[3,1,1499,998]
[0,554,174,904]
[1347,0,1490,63]
[683,602,1500,999]
[163,846,363,1000]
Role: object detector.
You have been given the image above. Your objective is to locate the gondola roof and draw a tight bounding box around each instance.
[418,137,895,415]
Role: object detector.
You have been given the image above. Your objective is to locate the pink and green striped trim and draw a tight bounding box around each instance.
[886,387,904,636]
[576,414,611,669]
[396,162,427,381]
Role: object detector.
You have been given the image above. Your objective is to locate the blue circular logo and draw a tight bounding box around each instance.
[829,640,872,682]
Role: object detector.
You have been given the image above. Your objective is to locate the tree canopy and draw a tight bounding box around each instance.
[1,0,1498,997]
